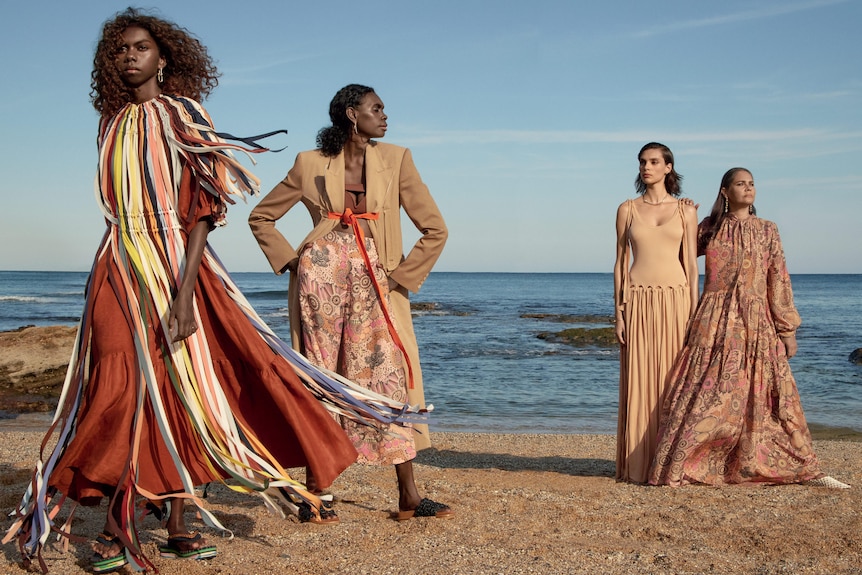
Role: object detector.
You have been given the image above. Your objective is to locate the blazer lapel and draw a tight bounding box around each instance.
[365,144,393,212]
[323,152,346,213]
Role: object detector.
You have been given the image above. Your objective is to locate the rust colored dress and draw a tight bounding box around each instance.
[648,215,821,485]
[617,200,692,483]
[6,96,358,570]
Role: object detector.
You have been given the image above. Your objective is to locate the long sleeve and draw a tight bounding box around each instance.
[248,153,306,274]
[765,221,801,336]
[387,149,448,292]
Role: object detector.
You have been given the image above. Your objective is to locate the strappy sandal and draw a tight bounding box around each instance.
[158,531,217,560]
[394,498,454,521]
[91,533,127,574]
[297,499,340,524]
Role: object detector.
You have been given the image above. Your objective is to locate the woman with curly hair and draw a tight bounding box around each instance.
[613,142,699,483]
[648,168,849,489]
[3,10,420,573]
[249,84,453,520]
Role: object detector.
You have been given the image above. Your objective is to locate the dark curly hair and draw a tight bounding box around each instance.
[91,7,219,118]
[698,167,756,252]
[316,84,376,157]
[634,142,683,197]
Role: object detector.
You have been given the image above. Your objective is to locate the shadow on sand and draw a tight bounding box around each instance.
[416,448,614,478]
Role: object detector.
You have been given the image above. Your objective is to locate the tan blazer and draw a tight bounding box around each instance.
[249,141,447,450]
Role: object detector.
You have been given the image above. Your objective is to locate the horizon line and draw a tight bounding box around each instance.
[1,269,859,276]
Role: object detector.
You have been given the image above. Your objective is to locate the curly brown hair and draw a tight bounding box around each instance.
[91,7,219,118]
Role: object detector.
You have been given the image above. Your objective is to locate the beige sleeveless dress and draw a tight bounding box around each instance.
[616,200,692,483]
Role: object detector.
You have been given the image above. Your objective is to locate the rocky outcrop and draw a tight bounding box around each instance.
[410,301,472,316]
[521,313,615,324]
[850,348,862,365]
[537,327,618,347]
[526,314,618,347]
[0,325,76,412]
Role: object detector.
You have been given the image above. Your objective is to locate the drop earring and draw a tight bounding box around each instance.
[352,122,358,135]
[749,205,754,214]
[157,67,164,83]
[724,195,729,213]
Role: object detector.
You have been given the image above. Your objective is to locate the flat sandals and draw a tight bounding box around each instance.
[91,534,127,574]
[159,531,217,560]
[394,498,454,521]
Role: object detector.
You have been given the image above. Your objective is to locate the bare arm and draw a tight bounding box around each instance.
[169,220,210,342]
[613,202,629,345]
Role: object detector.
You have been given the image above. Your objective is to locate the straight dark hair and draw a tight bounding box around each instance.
[634,142,683,196]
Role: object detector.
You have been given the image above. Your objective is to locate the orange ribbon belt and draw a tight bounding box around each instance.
[327,209,415,389]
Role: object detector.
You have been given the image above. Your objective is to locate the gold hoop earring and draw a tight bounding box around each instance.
[157,67,164,83]
[352,122,358,135]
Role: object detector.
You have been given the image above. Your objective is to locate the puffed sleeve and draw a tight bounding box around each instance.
[765,221,801,336]
[177,164,222,234]
[167,96,262,220]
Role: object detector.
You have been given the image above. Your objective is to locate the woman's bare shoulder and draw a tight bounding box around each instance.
[617,198,634,211]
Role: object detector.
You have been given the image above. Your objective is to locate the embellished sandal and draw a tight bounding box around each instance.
[297,499,340,524]
[159,531,217,560]
[394,498,454,521]
[91,533,127,574]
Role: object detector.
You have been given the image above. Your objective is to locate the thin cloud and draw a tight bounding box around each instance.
[401,128,861,146]
[632,0,848,39]
[765,174,862,192]
[585,85,857,105]
[800,90,856,101]
[218,52,326,81]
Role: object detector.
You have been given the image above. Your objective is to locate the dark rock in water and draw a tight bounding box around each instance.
[537,327,618,347]
[410,301,473,316]
[522,313,614,324]
[850,348,862,365]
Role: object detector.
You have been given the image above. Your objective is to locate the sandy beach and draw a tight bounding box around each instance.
[2,326,861,574]
[0,430,860,575]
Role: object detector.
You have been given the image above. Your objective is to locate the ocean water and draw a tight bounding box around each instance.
[1,271,860,434]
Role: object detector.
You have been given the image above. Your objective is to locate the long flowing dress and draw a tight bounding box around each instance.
[617,200,692,483]
[3,95,422,571]
[648,215,821,486]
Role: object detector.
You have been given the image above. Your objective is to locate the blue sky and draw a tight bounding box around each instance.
[1,0,860,274]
